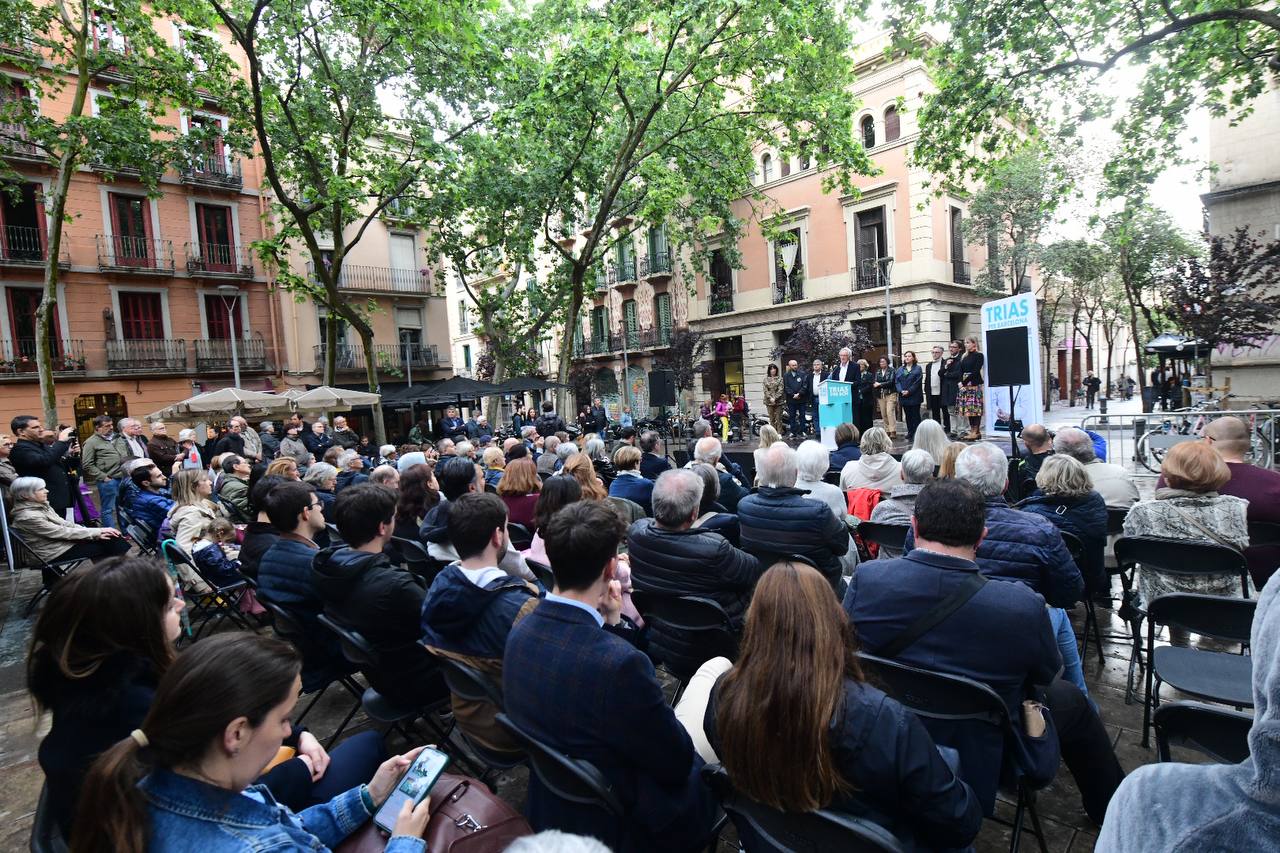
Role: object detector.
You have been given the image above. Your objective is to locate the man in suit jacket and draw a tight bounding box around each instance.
[923,345,950,433]
[782,358,809,437]
[10,416,75,516]
[504,500,715,852]
[844,479,1123,824]
[826,346,862,411]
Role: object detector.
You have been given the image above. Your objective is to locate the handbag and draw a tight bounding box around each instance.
[335,773,531,853]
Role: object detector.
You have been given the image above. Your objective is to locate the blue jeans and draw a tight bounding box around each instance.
[1049,606,1094,709]
[97,477,122,529]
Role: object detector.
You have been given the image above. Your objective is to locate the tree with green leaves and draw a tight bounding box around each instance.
[0,0,242,426]
[1163,227,1280,382]
[1041,238,1113,403]
[422,0,874,415]
[887,0,1280,197]
[962,145,1078,296]
[204,0,488,444]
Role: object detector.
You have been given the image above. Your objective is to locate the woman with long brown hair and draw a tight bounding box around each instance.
[562,452,608,501]
[496,456,541,529]
[705,560,980,850]
[74,633,431,853]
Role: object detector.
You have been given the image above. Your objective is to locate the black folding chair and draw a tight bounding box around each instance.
[316,612,453,744]
[630,590,739,704]
[1117,536,1252,705]
[1105,507,1129,536]
[260,596,363,747]
[857,652,1049,853]
[124,519,160,556]
[326,523,345,546]
[436,657,526,777]
[495,711,625,816]
[7,529,88,616]
[507,522,534,552]
[29,782,69,853]
[823,470,842,486]
[391,536,446,587]
[1142,593,1255,748]
[162,540,252,640]
[526,558,555,591]
[701,764,904,853]
[857,522,910,554]
[1152,701,1253,764]
[1060,530,1104,667]
[1246,520,1280,546]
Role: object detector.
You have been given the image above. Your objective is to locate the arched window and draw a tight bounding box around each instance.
[884,106,900,142]
[860,116,875,149]
[761,153,773,183]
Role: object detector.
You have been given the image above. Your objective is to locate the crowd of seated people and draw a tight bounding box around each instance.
[27,406,1280,853]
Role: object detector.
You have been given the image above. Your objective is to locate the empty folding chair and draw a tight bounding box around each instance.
[507,522,534,552]
[1152,701,1252,764]
[629,591,738,704]
[495,711,625,820]
[856,522,910,555]
[1060,530,1105,667]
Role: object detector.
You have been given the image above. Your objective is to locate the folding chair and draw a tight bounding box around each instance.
[857,522,910,554]
[1152,701,1253,764]
[1141,593,1255,748]
[629,591,738,704]
[526,558,555,591]
[1246,521,1280,547]
[391,536,447,588]
[701,764,904,853]
[857,652,1050,853]
[1060,530,1104,667]
[161,540,252,640]
[1117,536,1251,705]
[495,711,625,816]
[259,596,363,747]
[507,522,534,552]
[325,523,345,546]
[316,612,453,744]
[7,529,88,616]
[436,657,526,778]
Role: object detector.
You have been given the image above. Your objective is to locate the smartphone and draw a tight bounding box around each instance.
[373,747,450,834]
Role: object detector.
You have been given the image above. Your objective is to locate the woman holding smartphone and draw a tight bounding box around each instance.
[75,632,432,853]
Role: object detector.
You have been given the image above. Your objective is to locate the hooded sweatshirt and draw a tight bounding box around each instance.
[839,452,903,494]
[311,545,445,707]
[420,499,537,582]
[1096,570,1280,852]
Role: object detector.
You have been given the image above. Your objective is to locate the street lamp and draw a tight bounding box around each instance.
[216,284,241,389]
[879,257,895,366]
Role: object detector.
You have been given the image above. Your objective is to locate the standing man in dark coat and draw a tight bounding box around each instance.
[782,358,808,437]
[826,347,862,415]
[10,416,76,516]
[588,398,608,436]
[924,345,950,433]
[1083,371,1102,408]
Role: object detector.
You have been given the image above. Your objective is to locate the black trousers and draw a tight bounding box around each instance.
[903,402,922,440]
[786,398,807,435]
[928,393,949,431]
[58,537,132,563]
[1086,391,1097,408]
[1045,678,1125,825]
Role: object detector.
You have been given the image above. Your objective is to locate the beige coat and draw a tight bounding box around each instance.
[167,501,224,592]
[11,499,102,563]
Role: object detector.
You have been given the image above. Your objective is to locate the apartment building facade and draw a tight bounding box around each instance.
[572,34,995,418]
[0,27,281,434]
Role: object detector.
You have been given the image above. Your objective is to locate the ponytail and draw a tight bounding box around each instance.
[74,736,151,853]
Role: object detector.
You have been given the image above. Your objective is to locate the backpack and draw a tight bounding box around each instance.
[535,413,559,437]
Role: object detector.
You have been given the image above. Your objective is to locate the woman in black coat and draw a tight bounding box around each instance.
[956,335,985,440]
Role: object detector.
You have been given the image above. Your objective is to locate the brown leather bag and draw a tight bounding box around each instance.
[335,773,532,853]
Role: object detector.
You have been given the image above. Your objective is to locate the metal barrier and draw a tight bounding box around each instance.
[1078,409,1280,476]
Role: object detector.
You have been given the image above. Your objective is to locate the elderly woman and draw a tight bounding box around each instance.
[795,440,847,522]
[912,419,950,472]
[585,436,615,487]
[481,445,506,489]
[10,477,131,571]
[688,463,740,547]
[1124,440,1251,605]
[303,462,339,516]
[278,425,312,468]
[829,422,861,472]
[265,456,301,481]
[838,426,902,495]
[868,449,936,558]
[608,445,654,517]
[1018,455,1108,594]
[166,469,227,592]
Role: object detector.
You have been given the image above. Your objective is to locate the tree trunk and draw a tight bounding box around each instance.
[555,267,587,414]
[485,352,507,427]
[355,323,387,447]
[324,312,338,385]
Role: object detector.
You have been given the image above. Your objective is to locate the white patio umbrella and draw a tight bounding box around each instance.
[285,385,382,412]
[148,388,292,420]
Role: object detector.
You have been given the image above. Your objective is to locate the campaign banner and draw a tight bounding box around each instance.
[980,292,1042,436]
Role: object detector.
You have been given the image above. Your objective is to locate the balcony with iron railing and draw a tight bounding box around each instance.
[186,242,255,278]
[97,235,176,274]
[180,155,243,190]
[106,338,188,373]
[608,256,637,285]
[639,248,673,278]
[773,272,805,305]
[312,342,443,374]
[709,284,734,315]
[309,262,432,295]
[952,259,971,285]
[574,325,675,357]
[194,334,269,374]
[853,257,891,291]
[0,124,45,163]
[0,339,87,378]
[380,196,420,225]
[0,226,70,269]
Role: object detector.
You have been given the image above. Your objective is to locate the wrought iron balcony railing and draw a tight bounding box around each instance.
[312,342,442,374]
[608,256,637,285]
[309,263,432,295]
[0,339,86,377]
[773,274,805,305]
[709,286,734,315]
[180,155,243,190]
[0,225,70,268]
[106,338,188,373]
[952,259,971,285]
[574,326,676,357]
[194,334,269,373]
[854,257,891,291]
[186,242,255,278]
[0,124,46,162]
[639,249,672,278]
[97,235,176,274]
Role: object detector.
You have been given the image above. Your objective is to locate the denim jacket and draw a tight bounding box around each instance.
[140,768,426,853]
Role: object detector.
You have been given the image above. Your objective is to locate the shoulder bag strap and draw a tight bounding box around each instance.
[1166,503,1244,555]
[878,571,988,659]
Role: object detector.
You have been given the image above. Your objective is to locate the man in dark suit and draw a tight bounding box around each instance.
[844,479,1123,824]
[782,358,808,437]
[10,416,76,516]
[504,500,715,852]
[638,429,672,481]
[588,397,608,435]
[826,347,863,429]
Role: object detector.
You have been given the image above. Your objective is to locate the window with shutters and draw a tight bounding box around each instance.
[109,193,151,266]
[622,299,638,347]
[458,300,470,334]
[761,154,772,183]
[860,116,875,149]
[7,287,61,356]
[654,292,672,339]
[780,156,791,178]
[118,291,163,339]
[463,344,472,371]
[884,107,900,142]
[854,207,888,290]
[204,294,242,339]
[195,203,234,271]
[591,305,608,342]
[772,228,804,304]
[950,207,970,284]
[0,181,46,261]
[709,248,734,314]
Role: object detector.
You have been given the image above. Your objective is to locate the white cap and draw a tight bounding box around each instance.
[178,428,196,442]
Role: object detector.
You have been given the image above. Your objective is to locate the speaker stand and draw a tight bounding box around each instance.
[1007,384,1022,460]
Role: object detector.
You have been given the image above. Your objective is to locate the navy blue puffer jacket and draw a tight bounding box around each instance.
[737,486,849,595]
[1017,490,1108,594]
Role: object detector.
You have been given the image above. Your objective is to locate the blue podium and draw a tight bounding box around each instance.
[817,380,853,449]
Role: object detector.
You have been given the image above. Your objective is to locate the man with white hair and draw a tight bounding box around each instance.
[688,436,747,512]
[685,418,712,460]
[906,442,1083,608]
[869,448,936,557]
[228,415,263,462]
[627,469,761,658]
[334,449,369,492]
[1053,426,1138,508]
[378,443,397,466]
[454,440,476,461]
[536,435,560,475]
[117,417,150,462]
[520,425,540,458]
[554,440,577,470]
[826,346,863,422]
[737,442,850,593]
[257,421,280,459]
[369,464,399,489]
[331,415,360,450]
